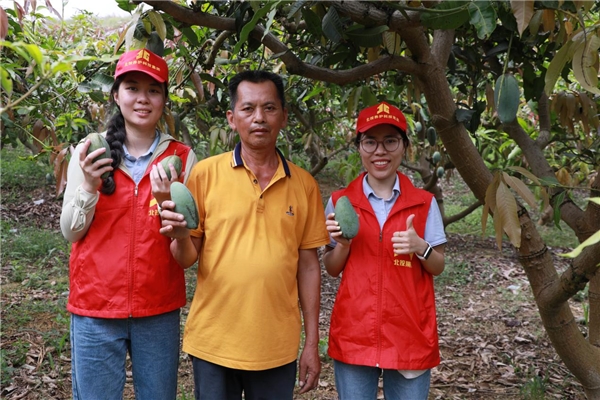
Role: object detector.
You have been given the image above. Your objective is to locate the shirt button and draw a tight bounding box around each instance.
[253,179,258,184]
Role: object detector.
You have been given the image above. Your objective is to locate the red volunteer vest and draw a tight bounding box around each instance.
[328,172,441,370]
[67,141,191,318]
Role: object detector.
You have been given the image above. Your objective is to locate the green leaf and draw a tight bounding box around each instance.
[551,191,565,229]
[24,43,43,67]
[347,86,360,118]
[199,73,226,89]
[421,1,470,30]
[345,25,388,48]
[116,0,136,13]
[322,6,343,44]
[0,65,13,97]
[287,0,309,19]
[232,2,277,56]
[361,87,378,106]
[468,0,497,40]
[1,41,32,63]
[51,62,72,74]
[302,7,323,38]
[538,175,560,187]
[303,85,325,102]
[263,7,278,40]
[544,37,577,94]
[181,27,200,48]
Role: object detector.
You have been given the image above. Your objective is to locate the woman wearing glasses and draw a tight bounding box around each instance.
[323,101,446,400]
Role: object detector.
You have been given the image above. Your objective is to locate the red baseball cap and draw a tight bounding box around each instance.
[114,49,168,83]
[356,101,407,134]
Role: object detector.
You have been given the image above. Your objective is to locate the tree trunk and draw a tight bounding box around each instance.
[406,26,600,400]
[143,1,600,396]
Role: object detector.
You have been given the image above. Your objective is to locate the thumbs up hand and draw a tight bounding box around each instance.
[391,214,426,256]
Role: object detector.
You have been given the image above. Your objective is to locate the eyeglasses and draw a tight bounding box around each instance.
[359,137,402,154]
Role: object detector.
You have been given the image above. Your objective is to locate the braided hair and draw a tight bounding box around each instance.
[99,76,167,195]
[99,77,127,195]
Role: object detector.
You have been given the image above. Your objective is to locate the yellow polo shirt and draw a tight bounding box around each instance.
[182,143,329,370]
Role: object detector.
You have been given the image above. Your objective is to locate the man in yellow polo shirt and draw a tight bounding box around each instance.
[159,70,329,399]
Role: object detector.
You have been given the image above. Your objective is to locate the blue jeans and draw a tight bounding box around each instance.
[191,356,297,400]
[70,310,181,400]
[334,360,431,400]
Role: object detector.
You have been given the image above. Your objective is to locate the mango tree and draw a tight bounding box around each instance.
[127,0,600,396]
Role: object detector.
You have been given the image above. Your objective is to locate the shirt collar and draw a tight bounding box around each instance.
[231,142,291,177]
[362,173,401,200]
[123,130,160,160]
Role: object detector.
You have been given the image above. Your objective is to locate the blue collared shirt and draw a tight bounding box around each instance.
[325,174,446,247]
[122,131,160,184]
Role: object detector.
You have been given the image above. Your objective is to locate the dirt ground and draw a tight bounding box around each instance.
[0,175,588,400]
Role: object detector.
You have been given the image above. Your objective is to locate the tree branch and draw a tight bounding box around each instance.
[143,0,421,85]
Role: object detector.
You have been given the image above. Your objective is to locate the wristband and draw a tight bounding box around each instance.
[416,242,433,260]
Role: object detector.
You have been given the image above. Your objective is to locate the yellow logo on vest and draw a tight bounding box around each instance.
[149,198,160,217]
[393,252,413,268]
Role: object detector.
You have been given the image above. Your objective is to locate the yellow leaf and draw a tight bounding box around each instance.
[511,0,535,37]
[148,11,167,41]
[507,166,541,186]
[485,83,495,114]
[382,32,402,55]
[560,230,600,258]
[555,167,572,187]
[367,46,381,63]
[572,33,600,94]
[496,181,521,248]
[502,172,538,210]
[545,40,576,95]
[541,9,555,33]
[482,201,490,238]
[483,174,500,239]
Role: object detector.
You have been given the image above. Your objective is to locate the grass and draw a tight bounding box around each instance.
[0,144,591,399]
[441,174,580,249]
[0,146,52,191]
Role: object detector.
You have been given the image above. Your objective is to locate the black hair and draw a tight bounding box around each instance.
[228,70,285,110]
[99,75,167,195]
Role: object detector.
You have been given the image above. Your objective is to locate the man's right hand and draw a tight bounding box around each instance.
[159,200,191,239]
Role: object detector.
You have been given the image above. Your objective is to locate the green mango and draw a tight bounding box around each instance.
[426,127,437,146]
[160,155,182,180]
[436,166,445,178]
[86,133,111,179]
[334,196,359,239]
[170,182,199,229]
[494,73,520,123]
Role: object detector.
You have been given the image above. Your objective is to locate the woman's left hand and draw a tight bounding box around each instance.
[150,163,185,206]
[391,214,427,256]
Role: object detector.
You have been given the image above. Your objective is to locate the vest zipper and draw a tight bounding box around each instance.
[129,184,139,318]
[376,228,384,366]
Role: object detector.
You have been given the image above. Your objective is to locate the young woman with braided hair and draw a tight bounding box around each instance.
[60,48,197,399]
